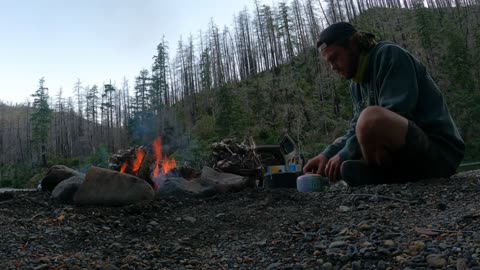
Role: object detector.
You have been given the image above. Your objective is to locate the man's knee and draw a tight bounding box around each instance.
[356,106,409,148]
[356,106,388,143]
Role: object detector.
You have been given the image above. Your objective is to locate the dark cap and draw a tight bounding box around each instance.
[317,22,357,50]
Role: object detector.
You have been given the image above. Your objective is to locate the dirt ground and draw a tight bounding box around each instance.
[0,170,479,269]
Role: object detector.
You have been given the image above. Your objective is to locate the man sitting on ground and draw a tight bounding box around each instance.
[303,22,465,186]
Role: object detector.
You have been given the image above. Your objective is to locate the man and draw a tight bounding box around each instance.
[303,22,465,186]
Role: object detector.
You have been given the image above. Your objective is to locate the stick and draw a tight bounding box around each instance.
[416,227,474,234]
[30,213,43,220]
[341,193,412,203]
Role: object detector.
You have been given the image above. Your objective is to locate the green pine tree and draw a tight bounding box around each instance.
[31,77,52,167]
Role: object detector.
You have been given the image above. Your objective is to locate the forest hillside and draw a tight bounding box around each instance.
[1,1,480,187]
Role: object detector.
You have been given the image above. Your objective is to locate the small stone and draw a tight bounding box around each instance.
[410,241,426,252]
[321,262,333,270]
[267,262,281,269]
[359,223,371,230]
[426,254,447,268]
[292,264,304,270]
[456,258,469,270]
[452,246,462,253]
[338,206,350,212]
[328,241,347,249]
[377,247,391,256]
[39,257,50,263]
[314,250,321,256]
[183,216,196,223]
[109,242,122,249]
[383,240,395,246]
[362,241,373,247]
[149,220,159,226]
[377,260,387,269]
[314,242,326,249]
[303,235,313,242]
[347,244,358,257]
[215,213,226,218]
[33,265,49,270]
[351,260,362,269]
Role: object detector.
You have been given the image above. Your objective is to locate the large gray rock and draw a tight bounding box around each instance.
[199,166,248,193]
[40,165,85,191]
[156,177,216,198]
[73,166,154,206]
[51,176,85,204]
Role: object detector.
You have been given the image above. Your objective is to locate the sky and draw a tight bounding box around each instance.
[0,0,257,104]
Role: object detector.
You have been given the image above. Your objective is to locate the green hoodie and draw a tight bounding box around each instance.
[321,41,465,173]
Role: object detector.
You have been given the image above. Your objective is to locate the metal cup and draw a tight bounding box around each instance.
[296,174,329,192]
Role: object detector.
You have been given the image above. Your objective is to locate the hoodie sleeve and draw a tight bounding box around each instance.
[321,85,363,161]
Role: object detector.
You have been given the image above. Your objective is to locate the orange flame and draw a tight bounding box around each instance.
[162,154,177,175]
[152,137,176,178]
[119,137,176,180]
[120,162,128,173]
[132,149,145,175]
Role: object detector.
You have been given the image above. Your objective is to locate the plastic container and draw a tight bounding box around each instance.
[296,174,329,192]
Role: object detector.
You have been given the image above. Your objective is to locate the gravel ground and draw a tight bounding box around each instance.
[0,170,479,269]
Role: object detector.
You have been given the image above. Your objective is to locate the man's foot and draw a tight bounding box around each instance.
[340,160,384,186]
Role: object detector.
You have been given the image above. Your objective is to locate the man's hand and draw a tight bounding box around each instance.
[303,154,329,175]
[325,154,342,182]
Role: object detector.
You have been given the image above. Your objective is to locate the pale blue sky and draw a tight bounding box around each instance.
[0,0,257,104]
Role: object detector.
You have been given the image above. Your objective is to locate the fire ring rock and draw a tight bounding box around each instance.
[40,165,85,191]
[199,166,248,193]
[156,177,217,198]
[73,166,154,206]
[51,176,85,204]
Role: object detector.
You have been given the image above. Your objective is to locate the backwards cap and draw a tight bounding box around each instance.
[317,22,357,50]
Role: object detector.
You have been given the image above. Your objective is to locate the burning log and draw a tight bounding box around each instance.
[110,137,201,192]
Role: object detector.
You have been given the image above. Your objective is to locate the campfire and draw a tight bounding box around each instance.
[117,137,177,191]
[41,137,257,206]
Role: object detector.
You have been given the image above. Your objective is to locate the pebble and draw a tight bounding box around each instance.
[358,223,371,230]
[426,254,447,268]
[456,258,469,270]
[377,260,387,269]
[383,240,395,246]
[347,244,358,256]
[321,262,333,270]
[32,264,49,270]
[183,216,196,223]
[109,242,122,249]
[266,262,281,269]
[328,241,347,249]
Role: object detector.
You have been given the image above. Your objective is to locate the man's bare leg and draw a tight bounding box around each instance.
[355,106,409,166]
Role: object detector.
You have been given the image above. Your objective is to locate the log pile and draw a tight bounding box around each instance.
[210,138,262,187]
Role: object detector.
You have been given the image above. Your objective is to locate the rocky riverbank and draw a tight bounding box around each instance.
[0,171,479,269]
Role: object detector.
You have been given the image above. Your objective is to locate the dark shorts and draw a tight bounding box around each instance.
[382,120,455,182]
